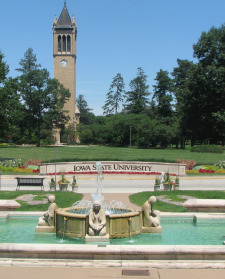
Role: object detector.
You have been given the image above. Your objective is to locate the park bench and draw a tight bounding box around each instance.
[15,177,45,191]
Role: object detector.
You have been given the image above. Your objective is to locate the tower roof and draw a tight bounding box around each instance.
[57,2,72,27]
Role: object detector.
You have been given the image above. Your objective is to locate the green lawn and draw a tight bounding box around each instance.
[0,146,224,165]
[0,191,83,211]
[129,190,225,212]
[1,190,225,212]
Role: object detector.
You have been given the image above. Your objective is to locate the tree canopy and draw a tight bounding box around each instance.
[2,23,225,148]
[125,67,150,114]
[102,73,125,115]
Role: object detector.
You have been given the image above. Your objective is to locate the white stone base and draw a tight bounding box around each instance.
[0,200,21,211]
[142,226,162,233]
[85,234,109,242]
[183,199,225,212]
[35,226,56,233]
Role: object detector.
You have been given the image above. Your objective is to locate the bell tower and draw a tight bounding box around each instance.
[53,2,80,143]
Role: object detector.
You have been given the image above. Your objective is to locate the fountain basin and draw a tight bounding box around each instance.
[56,208,142,239]
[2,212,225,267]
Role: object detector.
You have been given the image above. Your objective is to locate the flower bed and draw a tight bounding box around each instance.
[187,164,225,175]
[0,159,40,174]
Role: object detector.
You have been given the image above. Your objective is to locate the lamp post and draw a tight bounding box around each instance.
[130,125,132,147]
[54,146,57,186]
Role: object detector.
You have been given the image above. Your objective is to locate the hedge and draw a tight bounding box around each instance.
[191,145,223,153]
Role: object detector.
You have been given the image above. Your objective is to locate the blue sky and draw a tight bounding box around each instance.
[1,0,225,115]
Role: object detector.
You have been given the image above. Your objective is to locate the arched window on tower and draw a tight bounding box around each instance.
[67,35,71,52]
[62,35,66,52]
[58,35,62,52]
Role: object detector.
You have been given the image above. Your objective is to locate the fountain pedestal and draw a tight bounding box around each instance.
[85,234,109,243]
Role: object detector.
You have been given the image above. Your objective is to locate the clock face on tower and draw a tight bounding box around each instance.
[60,59,68,67]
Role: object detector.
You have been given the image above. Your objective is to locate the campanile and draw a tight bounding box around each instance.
[53,2,80,143]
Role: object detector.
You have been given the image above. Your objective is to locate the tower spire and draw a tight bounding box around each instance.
[64,1,66,7]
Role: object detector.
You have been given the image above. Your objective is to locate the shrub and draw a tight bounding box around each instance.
[0,166,15,172]
[177,159,196,170]
[214,161,225,169]
[24,158,43,167]
[0,159,23,168]
[201,165,220,171]
[0,143,8,148]
[190,145,224,153]
[155,176,160,185]
[14,167,33,173]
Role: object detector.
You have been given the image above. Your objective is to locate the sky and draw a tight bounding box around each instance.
[1,0,225,115]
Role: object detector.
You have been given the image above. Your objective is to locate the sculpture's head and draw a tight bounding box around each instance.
[48,195,55,203]
[93,200,101,211]
[148,196,157,205]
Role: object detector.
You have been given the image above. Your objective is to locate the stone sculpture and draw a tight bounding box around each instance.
[88,200,106,236]
[38,195,58,227]
[142,196,161,232]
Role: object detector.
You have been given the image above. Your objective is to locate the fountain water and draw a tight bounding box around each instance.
[55,162,160,239]
[61,217,68,241]
[160,172,164,190]
[91,161,104,204]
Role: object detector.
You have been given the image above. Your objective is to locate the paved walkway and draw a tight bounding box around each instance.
[1,266,225,279]
[1,174,225,192]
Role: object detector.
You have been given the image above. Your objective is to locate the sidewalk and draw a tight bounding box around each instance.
[1,266,225,279]
[1,174,225,192]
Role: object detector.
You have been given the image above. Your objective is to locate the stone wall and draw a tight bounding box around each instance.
[40,161,186,176]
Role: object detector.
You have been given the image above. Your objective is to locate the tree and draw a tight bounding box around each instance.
[17,48,71,146]
[0,51,9,83]
[153,69,174,119]
[191,24,225,144]
[102,73,125,115]
[0,52,23,142]
[125,67,150,114]
[193,24,225,68]
[16,48,41,141]
[76,94,94,124]
[172,59,195,148]
[0,51,10,140]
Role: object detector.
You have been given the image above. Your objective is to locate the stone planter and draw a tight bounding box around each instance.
[154,184,160,191]
[163,183,170,191]
[59,183,68,192]
[49,183,56,191]
[72,184,78,192]
[174,184,179,190]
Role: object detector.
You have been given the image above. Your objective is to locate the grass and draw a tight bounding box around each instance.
[0,145,225,165]
[1,190,225,212]
[0,191,83,211]
[129,190,225,212]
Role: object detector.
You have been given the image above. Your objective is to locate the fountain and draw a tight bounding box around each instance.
[37,162,161,240]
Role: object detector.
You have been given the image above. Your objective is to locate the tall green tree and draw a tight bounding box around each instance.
[0,52,23,142]
[0,51,10,140]
[153,69,173,119]
[16,48,41,141]
[125,67,150,114]
[172,59,195,148]
[76,94,94,124]
[102,73,125,115]
[17,48,71,146]
[191,24,225,144]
